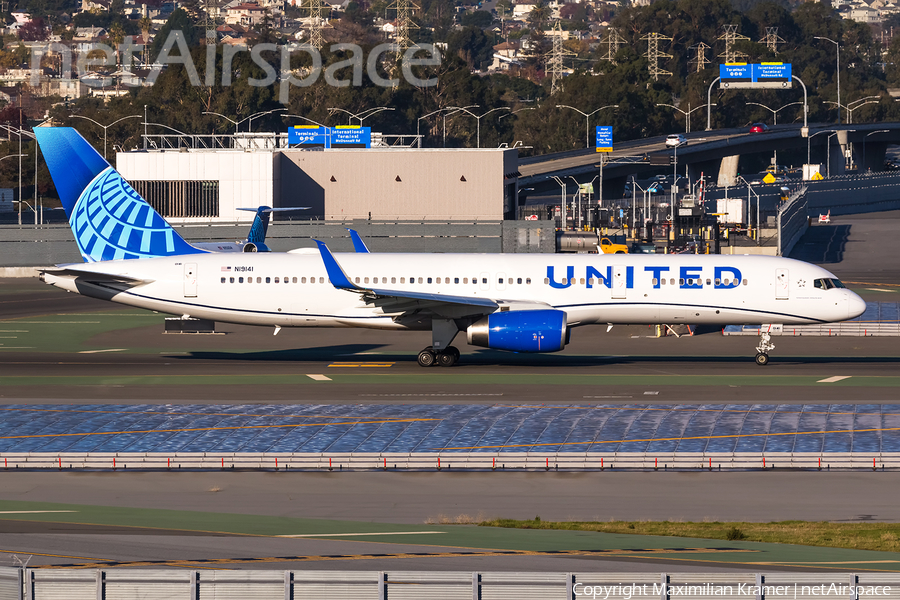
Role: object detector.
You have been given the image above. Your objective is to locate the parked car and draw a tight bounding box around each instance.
[630,242,658,254]
[665,134,687,147]
[749,123,769,133]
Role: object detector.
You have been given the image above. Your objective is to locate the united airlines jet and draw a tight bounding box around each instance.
[35,128,865,367]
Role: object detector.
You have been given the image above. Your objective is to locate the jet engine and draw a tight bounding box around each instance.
[467,309,568,353]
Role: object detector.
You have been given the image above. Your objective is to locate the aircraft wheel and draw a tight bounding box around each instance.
[755,353,769,366]
[447,346,460,361]
[437,351,458,367]
[417,349,436,367]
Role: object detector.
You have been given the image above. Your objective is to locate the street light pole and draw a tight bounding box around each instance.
[815,36,841,124]
[656,103,713,134]
[863,130,889,173]
[452,107,510,148]
[69,114,142,159]
[551,175,568,229]
[556,104,618,148]
[745,102,803,171]
[807,129,837,179]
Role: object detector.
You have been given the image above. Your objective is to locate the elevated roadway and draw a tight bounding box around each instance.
[518,123,900,194]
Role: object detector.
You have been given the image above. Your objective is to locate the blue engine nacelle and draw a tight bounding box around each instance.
[466,309,568,353]
[242,242,270,252]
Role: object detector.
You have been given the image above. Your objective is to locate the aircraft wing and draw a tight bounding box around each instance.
[314,240,503,318]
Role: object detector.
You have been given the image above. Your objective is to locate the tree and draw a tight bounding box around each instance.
[461,10,492,29]
[19,17,49,41]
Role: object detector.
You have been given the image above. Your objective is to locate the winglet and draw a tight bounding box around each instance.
[314,240,359,290]
[346,229,370,253]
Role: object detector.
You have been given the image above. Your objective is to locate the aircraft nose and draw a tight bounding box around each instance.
[848,291,867,320]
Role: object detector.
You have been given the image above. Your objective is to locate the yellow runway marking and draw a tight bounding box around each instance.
[0,417,438,441]
[278,531,445,538]
[0,406,418,421]
[0,511,77,514]
[441,426,900,450]
[0,549,111,562]
[40,547,756,569]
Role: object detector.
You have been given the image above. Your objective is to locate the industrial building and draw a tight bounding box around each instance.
[115,140,520,223]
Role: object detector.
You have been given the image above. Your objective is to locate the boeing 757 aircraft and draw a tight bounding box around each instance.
[35,128,866,367]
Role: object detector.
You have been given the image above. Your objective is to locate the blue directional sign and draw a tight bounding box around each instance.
[720,63,791,89]
[289,125,328,146]
[288,125,371,148]
[754,62,790,80]
[595,126,612,153]
[719,63,752,81]
[331,126,371,148]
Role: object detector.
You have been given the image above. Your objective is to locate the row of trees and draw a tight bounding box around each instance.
[2,0,900,203]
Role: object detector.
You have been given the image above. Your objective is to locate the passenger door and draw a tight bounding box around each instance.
[612,265,627,299]
[776,269,789,300]
[184,263,197,298]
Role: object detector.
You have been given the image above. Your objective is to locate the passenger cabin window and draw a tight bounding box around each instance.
[455,277,460,284]
[392,277,396,284]
[517,278,522,284]
[266,277,271,283]
[418,277,423,284]
[526,278,531,285]
[221,277,226,283]
[230,277,235,283]
[239,277,244,283]
[652,278,658,286]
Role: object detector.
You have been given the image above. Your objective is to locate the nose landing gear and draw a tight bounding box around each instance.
[755,332,775,366]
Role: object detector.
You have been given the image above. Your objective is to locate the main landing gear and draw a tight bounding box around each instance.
[418,318,462,367]
[755,331,775,366]
[418,346,460,367]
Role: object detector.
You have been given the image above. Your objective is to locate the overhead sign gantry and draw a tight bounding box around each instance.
[719,63,792,89]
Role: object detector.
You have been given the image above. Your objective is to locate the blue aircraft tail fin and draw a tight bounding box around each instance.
[34,127,205,263]
[246,206,271,244]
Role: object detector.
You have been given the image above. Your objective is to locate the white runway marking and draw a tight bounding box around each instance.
[307,374,332,381]
[78,349,127,354]
[643,391,660,396]
[818,376,851,383]
[278,531,445,538]
[584,395,633,399]
[866,288,896,293]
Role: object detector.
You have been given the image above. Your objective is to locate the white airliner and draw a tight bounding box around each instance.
[35,128,866,367]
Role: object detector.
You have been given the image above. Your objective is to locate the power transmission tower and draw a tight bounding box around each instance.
[641,32,672,81]
[689,41,711,73]
[600,28,626,64]
[760,27,785,53]
[305,0,329,49]
[548,20,575,95]
[388,0,419,51]
[203,0,218,44]
[718,24,750,64]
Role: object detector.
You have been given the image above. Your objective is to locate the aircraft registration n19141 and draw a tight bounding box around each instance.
[35,127,866,367]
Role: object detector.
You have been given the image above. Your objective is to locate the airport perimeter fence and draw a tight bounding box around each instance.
[776,186,809,257]
[3,568,900,600]
[1,452,898,471]
[0,221,556,269]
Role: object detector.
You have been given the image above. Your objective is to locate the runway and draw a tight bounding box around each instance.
[0,212,898,572]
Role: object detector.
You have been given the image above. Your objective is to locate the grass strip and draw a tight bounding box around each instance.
[479,519,900,553]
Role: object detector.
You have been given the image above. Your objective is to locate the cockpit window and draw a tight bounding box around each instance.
[814,278,846,290]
